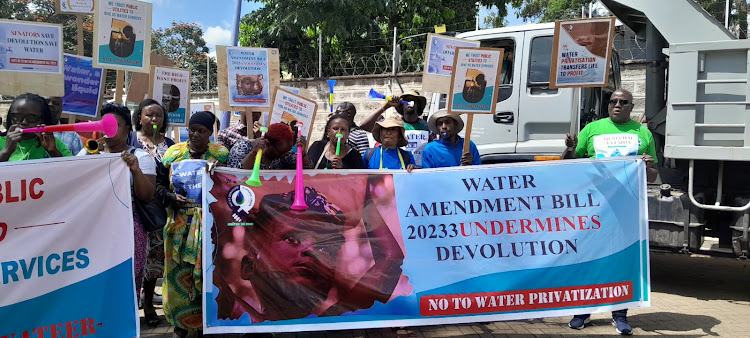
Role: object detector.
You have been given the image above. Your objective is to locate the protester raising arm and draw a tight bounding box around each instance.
[359,96,402,132]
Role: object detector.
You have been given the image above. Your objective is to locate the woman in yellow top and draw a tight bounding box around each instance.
[160,111,228,337]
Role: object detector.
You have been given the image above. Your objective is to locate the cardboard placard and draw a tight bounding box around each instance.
[0,20,64,96]
[62,54,104,118]
[550,17,616,88]
[268,87,318,140]
[55,0,95,14]
[217,45,280,111]
[422,34,481,94]
[149,65,191,127]
[177,102,219,142]
[447,47,504,115]
[126,53,174,103]
[92,0,152,72]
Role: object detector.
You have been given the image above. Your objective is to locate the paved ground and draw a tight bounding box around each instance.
[141,251,750,337]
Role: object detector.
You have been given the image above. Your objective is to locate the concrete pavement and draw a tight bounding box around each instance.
[141,251,750,337]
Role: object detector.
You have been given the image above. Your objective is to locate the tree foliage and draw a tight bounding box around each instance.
[509,0,590,22]
[151,21,216,91]
[239,0,511,77]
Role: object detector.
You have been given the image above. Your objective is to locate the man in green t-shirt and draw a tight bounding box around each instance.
[562,88,656,335]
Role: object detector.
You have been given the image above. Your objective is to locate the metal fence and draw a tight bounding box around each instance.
[280,28,648,79]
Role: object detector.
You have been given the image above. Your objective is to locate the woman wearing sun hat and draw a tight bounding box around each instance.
[363,110,417,171]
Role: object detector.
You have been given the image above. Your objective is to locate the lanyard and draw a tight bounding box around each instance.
[380,147,405,170]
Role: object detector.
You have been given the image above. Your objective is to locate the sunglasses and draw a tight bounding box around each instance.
[608,99,630,106]
[9,113,42,124]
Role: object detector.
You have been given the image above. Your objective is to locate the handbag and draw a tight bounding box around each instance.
[130,148,168,232]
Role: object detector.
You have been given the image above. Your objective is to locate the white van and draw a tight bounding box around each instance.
[428,23,621,163]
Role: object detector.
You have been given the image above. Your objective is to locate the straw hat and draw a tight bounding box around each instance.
[428,109,465,134]
[373,109,408,147]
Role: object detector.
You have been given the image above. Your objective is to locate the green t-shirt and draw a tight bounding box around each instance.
[0,136,73,161]
[575,118,657,163]
[405,119,429,131]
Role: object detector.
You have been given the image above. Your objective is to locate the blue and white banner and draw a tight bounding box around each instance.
[202,158,649,333]
[0,156,138,337]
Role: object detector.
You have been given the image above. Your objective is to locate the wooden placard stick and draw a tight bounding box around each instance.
[114,70,125,104]
[76,15,84,55]
[173,127,179,142]
[462,113,474,166]
[62,14,86,123]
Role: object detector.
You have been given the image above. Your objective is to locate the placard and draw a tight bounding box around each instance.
[217,46,280,111]
[62,54,104,118]
[0,20,64,96]
[56,0,95,14]
[178,102,218,142]
[550,17,616,88]
[448,47,504,114]
[422,34,480,93]
[149,65,190,127]
[92,0,151,72]
[126,53,173,103]
[268,87,318,140]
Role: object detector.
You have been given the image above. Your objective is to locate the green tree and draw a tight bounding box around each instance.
[509,0,590,22]
[239,0,511,77]
[151,21,216,91]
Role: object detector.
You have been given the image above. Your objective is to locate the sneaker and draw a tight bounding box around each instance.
[569,314,590,329]
[613,316,633,335]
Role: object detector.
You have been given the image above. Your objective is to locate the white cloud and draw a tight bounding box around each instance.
[204,25,232,50]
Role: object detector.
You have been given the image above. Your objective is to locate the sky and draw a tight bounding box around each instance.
[144,0,262,57]
[143,1,532,57]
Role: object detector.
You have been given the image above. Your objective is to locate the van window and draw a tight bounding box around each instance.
[528,36,553,85]
[480,38,514,102]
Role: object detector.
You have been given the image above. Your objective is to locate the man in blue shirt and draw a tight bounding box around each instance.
[421,110,481,168]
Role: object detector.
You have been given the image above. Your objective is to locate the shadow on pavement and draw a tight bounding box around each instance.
[650,252,750,302]
[629,312,721,337]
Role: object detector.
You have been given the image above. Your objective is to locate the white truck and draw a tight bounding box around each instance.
[427,0,749,259]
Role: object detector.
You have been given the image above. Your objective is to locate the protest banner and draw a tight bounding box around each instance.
[422,34,480,94]
[149,65,191,127]
[0,20,64,96]
[0,156,138,337]
[202,157,650,333]
[62,54,104,118]
[550,17,616,88]
[178,102,219,143]
[93,0,152,72]
[56,0,95,14]
[268,87,318,140]
[217,46,281,111]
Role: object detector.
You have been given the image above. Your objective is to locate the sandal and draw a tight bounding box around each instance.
[144,311,161,327]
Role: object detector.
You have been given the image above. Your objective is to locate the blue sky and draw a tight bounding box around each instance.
[143,1,532,56]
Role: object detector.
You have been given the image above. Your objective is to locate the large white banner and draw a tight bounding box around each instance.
[0,155,138,337]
